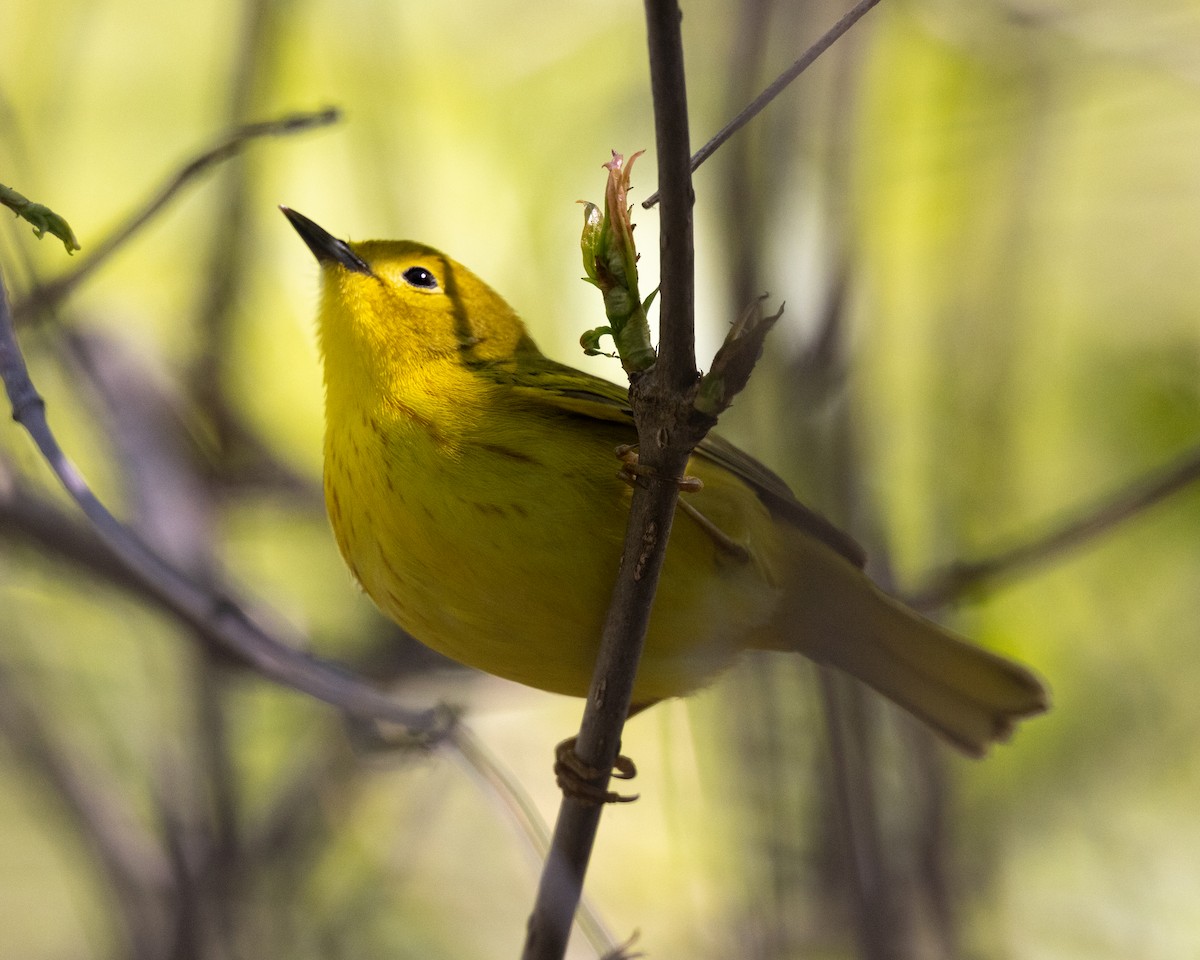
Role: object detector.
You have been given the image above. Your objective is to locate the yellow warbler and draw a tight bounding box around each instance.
[283,207,1046,756]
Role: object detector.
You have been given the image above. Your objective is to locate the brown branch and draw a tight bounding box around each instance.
[907,443,1200,610]
[0,475,150,596]
[520,2,702,957]
[643,0,884,209]
[14,107,339,322]
[643,0,698,388]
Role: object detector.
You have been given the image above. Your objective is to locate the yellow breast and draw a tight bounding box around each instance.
[322,362,781,703]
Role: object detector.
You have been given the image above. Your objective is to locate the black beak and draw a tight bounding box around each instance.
[280,207,373,275]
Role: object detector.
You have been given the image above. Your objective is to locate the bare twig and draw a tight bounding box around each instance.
[643,0,883,209]
[520,2,703,957]
[14,107,339,322]
[907,443,1200,610]
[0,475,151,596]
[0,270,440,733]
[450,727,621,957]
[452,726,554,860]
[643,0,698,387]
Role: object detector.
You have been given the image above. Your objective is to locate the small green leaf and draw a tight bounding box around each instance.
[579,201,603,284]
[694,296,784,417]
[693,373,726,418]
[580,326,617,358]
[1,183,81,254]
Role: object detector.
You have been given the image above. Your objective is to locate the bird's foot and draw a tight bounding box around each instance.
[616,445,749,562]
[615,444,703,492]
[554,736,639,805]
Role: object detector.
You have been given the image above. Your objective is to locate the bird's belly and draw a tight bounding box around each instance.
[325,420,779,702]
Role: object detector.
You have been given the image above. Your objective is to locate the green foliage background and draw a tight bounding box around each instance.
[3,1,1200,958]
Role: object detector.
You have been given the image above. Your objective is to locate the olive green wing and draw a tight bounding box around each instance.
[695,432,866,568]
[477,354,636,426]
[477,355,866,568]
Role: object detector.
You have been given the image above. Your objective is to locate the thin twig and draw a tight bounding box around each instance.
[642,0,883,208]
[14,107,339,321]
[0,270,440,733]
[520,2,701,957]
[450,727,621,958]
[907,443,1200,610]
[451,726,555,858]
[644,0,697,387]
[0,475,152,597]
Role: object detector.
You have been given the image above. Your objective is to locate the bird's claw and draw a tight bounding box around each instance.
[554,736,639,804]
[615,444,702,492]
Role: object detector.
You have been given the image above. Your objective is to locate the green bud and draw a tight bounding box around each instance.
[575,151,655,375]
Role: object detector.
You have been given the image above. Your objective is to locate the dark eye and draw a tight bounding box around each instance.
[402,266,439,290]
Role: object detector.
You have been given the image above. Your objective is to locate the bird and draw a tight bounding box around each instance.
[282,206,1047,759]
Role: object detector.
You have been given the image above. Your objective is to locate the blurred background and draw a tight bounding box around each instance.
[3,0,1200,957]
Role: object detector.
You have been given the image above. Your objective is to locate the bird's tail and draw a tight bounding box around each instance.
[770,554,1048,756]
